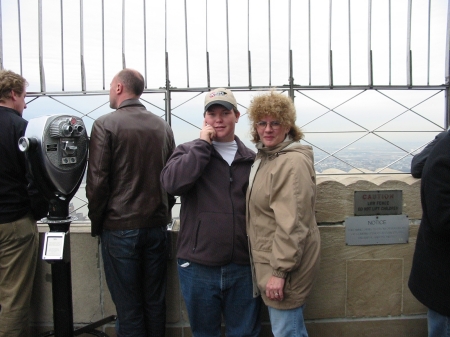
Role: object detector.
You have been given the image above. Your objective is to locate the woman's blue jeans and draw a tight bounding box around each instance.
[177,259,261,337]
[101,227,167,337]
[268,304,308,337]
[428,308,450,337]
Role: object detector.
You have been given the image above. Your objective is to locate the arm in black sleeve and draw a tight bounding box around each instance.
[411,131,447,178]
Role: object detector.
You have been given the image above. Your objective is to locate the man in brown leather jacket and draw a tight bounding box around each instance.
[86,68,175,337]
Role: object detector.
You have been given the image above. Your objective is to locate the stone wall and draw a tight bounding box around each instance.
[30,171,427,337]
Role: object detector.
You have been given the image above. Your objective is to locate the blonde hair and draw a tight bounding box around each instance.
[0,70,27,103]
[247,91,303,143]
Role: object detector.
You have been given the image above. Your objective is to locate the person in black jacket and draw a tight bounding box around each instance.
[0,70,46,337]
[409,131,450,337]
[410,130,448,178]
[161,88,262,337]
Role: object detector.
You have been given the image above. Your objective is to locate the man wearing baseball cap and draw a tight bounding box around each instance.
[161,88,261,337]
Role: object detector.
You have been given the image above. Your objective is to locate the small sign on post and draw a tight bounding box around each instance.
[42,232,66,260]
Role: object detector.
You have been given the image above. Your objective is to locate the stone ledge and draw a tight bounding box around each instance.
[38,171,422,229]
[316,169,420,223]
[30,171,426,336]
[37,222,92,233]
[30,223,427,337]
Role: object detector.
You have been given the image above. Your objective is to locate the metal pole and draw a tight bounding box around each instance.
[50,225,74,337]
[143,0,148,88]
[289,50,294,101]
[60,0,64,90]
[165,51,171,125]
[288,0,294,101]
[38,0,45,91]
[122,0,125,69]
[226,0,230,87]
[308,0,311,85]
[80,0,86,92]
[0,0,3,70]
[184,0,189,87]
[268,0,272,86]
[427,0,431,85]
[17,0,23,74]
[164,0,171,125]
[329,0,332,87]
[102,0,105,90]
[348,0,351,85]
[445,0,450,128]
[389,0,391,85]
[205,0,210,89]
[368,0,373,87]
[247,0,251,88]
[406,0,412,87]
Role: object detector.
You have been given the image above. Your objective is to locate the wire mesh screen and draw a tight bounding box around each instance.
[1,0,449,220]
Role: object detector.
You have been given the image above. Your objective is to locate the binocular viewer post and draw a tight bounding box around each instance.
[20,115,114,336]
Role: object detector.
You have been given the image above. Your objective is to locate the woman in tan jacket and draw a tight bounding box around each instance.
[246,91,321,337]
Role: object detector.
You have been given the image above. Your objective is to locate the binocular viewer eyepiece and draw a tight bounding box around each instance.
[56,121,84,138]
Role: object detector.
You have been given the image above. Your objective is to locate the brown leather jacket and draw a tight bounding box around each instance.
[87,99,175,236]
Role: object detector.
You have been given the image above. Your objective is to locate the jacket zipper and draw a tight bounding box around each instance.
[228,164,235,262]
[191,155,239,257]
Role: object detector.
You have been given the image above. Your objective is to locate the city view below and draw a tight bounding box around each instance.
[314,147,415,173]
[66,142,420,223]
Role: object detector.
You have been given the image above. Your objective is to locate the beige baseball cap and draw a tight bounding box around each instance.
[204,88,237,112]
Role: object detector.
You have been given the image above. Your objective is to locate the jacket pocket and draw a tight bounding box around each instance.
[254,236,272,252]
[106,229,139,258]
[190,212,234,263]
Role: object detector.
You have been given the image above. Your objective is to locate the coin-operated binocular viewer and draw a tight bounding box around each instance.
[19,115,114,337]
[19,115,88,226]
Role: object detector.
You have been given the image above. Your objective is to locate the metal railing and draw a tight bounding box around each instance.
[1,0,449,218]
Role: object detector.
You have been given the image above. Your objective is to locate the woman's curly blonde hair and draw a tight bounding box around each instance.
[247,91,303,143]
[0,70,27,103]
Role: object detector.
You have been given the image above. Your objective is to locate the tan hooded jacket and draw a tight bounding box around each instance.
[246,139,321,309]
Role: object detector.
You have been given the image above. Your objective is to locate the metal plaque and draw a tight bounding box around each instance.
[345,214,409,246]
[354,190,402,216]
[42,232,66,260]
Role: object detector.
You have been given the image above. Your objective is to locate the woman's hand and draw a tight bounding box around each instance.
[265,275,285,301]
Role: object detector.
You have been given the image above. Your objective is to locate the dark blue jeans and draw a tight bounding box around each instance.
[101,227,167,337]
[177,259,262,337]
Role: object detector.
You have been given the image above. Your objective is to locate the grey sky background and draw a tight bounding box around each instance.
[1,0,449,155]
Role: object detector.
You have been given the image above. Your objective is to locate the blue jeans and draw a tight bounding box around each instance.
[268,304,308,337]
[177,259,261,337]
[428,308,450,337]
[101,227,167,337]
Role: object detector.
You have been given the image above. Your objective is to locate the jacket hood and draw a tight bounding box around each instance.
[255,138,314,163]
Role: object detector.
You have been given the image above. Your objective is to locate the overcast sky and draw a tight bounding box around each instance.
[1,0,449,156]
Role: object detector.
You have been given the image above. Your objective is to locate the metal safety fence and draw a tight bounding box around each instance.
[1,0,449,219]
